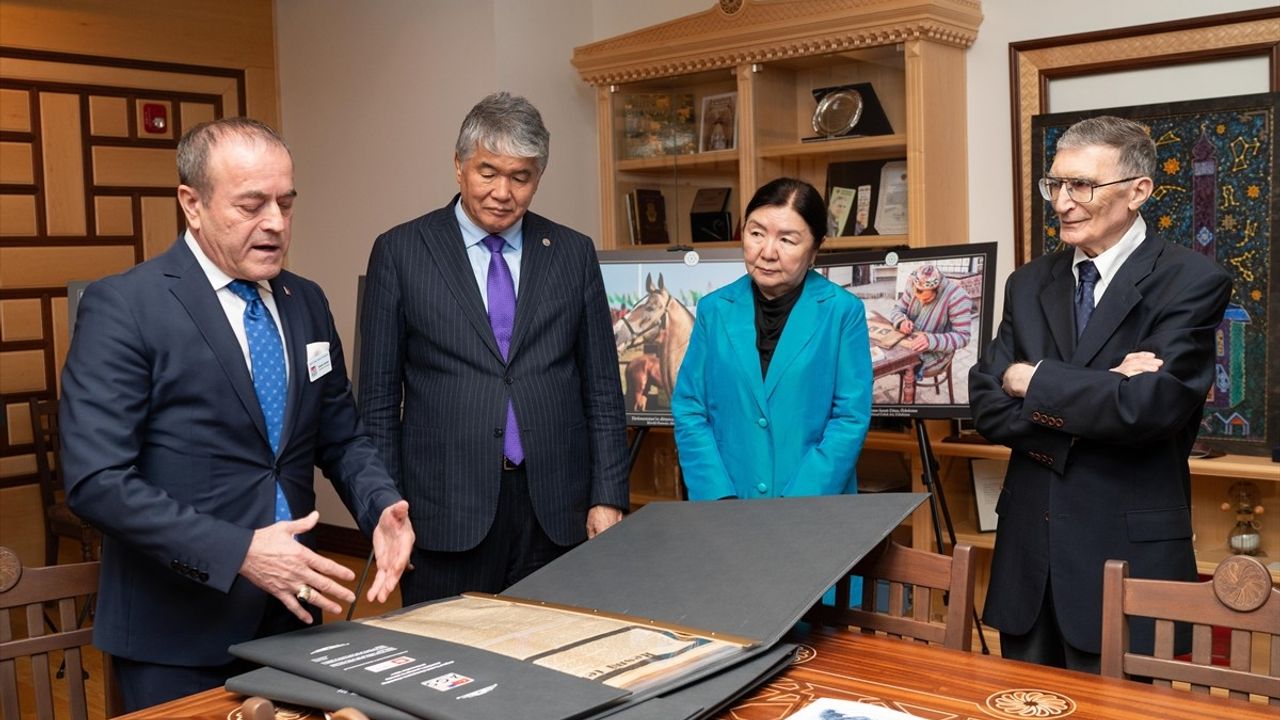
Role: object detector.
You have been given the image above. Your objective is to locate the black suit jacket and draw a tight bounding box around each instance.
[358,199,628,551]
[60,238,401,666]
[968,233,1231,654]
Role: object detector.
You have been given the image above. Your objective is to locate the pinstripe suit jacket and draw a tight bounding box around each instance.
[358,198,629,551]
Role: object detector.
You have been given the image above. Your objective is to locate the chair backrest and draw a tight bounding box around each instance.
[815,539,976,651]
[0,546,107,720]
[1100,555,1279,705]
[28,398,62,514]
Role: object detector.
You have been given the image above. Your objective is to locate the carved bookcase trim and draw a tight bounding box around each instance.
[573,0,982,85]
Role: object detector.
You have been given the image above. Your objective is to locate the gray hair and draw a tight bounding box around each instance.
[455,92,550,173]
[177,117,290,198]
[1056,115,1156,179]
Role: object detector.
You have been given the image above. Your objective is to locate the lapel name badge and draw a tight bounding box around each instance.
[305,341,332,382]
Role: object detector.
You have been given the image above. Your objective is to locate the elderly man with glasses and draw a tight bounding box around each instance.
[968,115,1232,673]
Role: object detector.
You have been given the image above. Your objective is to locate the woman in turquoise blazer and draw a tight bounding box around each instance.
[673,178,873,501]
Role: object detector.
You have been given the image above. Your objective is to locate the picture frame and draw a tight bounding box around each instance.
[699,91,737,152]
[620,92,697,159]
[600,248,745,427]
[815,243,997,419]
[1008,8,1280,266]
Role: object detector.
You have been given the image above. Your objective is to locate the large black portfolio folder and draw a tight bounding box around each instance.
[230,494,926,720]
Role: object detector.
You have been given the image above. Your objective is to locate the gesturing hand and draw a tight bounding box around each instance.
[239,511,356,623]
[367,500,414,604]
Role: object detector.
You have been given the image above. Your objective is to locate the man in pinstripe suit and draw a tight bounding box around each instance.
[358,92,629,605]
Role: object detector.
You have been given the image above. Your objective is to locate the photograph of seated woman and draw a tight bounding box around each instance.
[672,177,873,604]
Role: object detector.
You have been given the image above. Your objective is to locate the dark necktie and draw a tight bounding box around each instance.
[1074,260,1100,340]
[227,279,292,522]
[482,235,524,466]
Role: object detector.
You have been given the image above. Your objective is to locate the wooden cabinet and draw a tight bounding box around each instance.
[572,0,982,251]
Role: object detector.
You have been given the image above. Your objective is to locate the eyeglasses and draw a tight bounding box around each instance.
[1037,176,1141,203]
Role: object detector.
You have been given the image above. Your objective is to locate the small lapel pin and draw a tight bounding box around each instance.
[542,237,551,247]
[283,285,291,296]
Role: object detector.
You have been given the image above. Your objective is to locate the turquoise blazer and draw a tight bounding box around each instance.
[673,272,873,501]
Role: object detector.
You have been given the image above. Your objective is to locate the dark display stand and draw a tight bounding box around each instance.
[915,419,989,654]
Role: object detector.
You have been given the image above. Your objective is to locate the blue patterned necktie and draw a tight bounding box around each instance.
[481,235,524,466]
[1074,260,1100,340]
[227,279,292,522]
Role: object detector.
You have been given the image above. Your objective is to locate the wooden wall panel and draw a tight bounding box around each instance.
[0,87,30,131]
[94,195,133,235]
[0,298,42,341]
[181,101,215,129]
[39,92,87,236]
[91,146,178,186]
[0,246,135,288]
[0,52,244,494]
[88,94,128,136]
[0,349,45,394]
[0,194,37,235]
[2,58,243,116]
[6,403,33,445]
[0,141,33,184]
[141,196,178,259]
[0,1,269,502]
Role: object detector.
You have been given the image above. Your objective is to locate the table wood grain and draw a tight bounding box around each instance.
[115,629,1275,719]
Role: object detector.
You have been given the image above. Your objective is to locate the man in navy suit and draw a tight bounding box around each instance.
[969,116,1231,672]
[60,118,415,710]
[358,92,629,605]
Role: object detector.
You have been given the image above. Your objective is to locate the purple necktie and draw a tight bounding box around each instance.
[482,234,523,465]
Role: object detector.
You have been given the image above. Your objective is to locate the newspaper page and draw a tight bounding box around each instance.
[364,595,744,694]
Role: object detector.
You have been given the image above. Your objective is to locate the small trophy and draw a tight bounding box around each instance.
[1220,481,1265,555]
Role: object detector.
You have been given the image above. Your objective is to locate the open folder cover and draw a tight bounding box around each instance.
[230,494,926,720]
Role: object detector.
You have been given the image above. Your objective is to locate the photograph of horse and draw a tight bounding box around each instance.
[601,253,743,425]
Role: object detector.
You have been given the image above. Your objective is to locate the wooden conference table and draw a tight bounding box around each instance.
[117,628,1273,720]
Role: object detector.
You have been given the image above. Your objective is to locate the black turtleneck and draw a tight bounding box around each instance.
[752,274,806,379]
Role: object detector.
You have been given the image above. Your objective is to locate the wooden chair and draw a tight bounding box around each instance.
[0,545,117,720]
[916,357,955,404]
[1101,555,1279,705]
[29,398,99,567]
[811,539,977,650]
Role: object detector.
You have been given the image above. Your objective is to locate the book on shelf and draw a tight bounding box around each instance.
[690,187,733,242]
[621,93,697,159]
[825,157,906,236]
[624,191,638,245]
[631,189,670,245]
